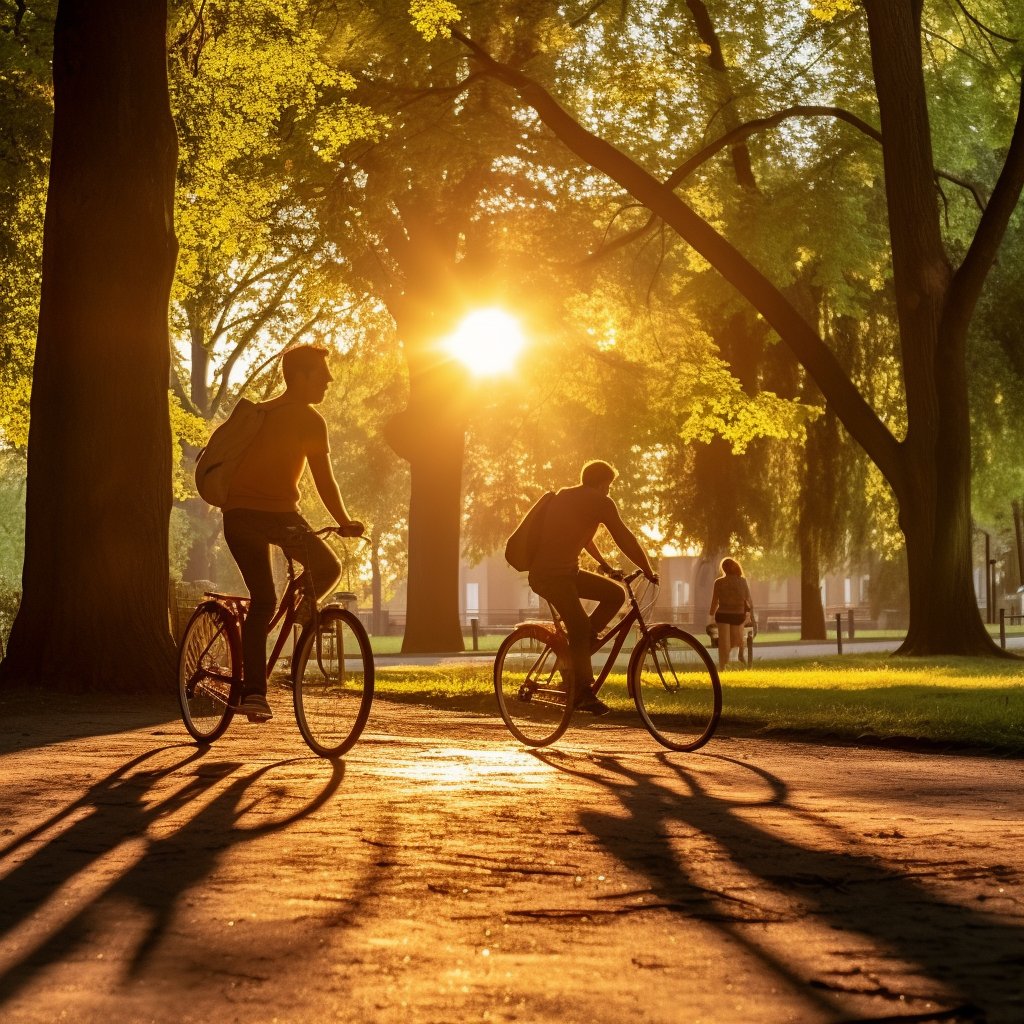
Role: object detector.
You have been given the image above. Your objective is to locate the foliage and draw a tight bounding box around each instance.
[168,392,209,501]
[409,0,461,41]
[168,0,388,419]
[0,0,54,450]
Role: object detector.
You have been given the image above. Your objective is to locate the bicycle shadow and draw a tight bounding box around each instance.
[0,743,375,1008]
[532,749,1023,1022]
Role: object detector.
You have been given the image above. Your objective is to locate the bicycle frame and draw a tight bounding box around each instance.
[547,569,654,696]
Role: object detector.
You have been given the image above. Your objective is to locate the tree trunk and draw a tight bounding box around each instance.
[384,351,468,654]
[1013,499,1024,590]
[369,529,383,636]
[0,0,178,692]
[799,530,826,641]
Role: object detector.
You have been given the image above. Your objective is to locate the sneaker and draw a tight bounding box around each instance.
[237,692,273,722]
[574,693,611,716]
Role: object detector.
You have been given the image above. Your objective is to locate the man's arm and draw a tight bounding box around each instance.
[602,504,656,578]
[583,538,612,572]
[307,450,359,529]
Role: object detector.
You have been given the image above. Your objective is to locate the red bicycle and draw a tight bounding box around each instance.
[493,569,721,750]
[176,526,374,758]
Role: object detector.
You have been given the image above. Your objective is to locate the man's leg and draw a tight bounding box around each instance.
[279,519,341,613]
[529,573,593,695]
[576,570,625,642]
[223,510,278,710]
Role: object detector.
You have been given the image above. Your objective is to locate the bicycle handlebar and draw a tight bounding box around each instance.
[316,523,366,540]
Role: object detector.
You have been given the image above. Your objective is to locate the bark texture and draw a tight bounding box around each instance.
[0,0,179,690]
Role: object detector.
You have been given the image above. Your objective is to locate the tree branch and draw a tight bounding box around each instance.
[945,70,1024,338]
[952,0,1018,44]
[450,29,904,489]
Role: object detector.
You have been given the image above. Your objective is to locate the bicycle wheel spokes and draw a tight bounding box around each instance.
[293,609,374,758]
[632,626,721,751]
[178,602,238,744]
[494,625,573,747]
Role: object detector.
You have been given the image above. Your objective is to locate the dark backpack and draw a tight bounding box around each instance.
[194,399,266,508]
[504,492,555,572]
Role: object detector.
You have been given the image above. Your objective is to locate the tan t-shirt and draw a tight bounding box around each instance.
[530,484,618,574]
[224,401,329,514]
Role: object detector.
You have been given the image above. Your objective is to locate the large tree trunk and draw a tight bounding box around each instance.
[0,0,178,691]
[384,335,468,654]
[863,1,1001,655]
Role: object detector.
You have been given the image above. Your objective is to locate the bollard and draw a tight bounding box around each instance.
[836,613,843,655]
[1000,607,1006,650]
[746,628,753,667]
[471,617,479,651]
[848,608,855,640]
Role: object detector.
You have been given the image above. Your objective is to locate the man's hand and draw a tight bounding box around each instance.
[644,571,660,585]
[599,565,626,581]
[336,520,364,538]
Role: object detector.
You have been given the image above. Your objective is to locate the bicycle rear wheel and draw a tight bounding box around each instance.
[631,624,721,751]
[494,624,573,747]
[178,601,238,743]
[293,608,374,758]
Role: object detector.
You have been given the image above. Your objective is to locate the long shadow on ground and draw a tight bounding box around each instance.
[0,744,352,1009]
[535,749,1023,1024]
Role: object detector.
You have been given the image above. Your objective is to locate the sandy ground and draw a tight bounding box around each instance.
[0,687,1021,1024]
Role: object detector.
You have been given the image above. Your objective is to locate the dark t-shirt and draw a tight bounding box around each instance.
[530,485,617,574]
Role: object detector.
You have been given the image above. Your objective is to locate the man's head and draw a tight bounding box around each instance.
[580,460,617,495]
[282,345,333,404]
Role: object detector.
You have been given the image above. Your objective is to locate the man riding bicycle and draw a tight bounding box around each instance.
[528,460,658,715]
[222,345,362,722]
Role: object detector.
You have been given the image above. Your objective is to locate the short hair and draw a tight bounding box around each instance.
[282,345,329,385]
[580,460,617,487]
[720,557,743,577]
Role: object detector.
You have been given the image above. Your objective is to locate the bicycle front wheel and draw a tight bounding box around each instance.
[631,625,721,751]
[293,608,374,758]
[178,601,238,744]
[494,624,573,747]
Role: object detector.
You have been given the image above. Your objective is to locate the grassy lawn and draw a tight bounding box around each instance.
[373,653,1024,754]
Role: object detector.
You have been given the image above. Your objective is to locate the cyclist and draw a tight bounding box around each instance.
[528,460,658,715]
[222,345,362,722]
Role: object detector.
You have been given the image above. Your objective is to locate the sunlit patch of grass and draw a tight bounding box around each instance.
[374,655,1024,753]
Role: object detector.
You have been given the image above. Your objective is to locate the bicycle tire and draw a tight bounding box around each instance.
[178,601,238,744]
[292,607,374,758]
[494,623,574,747]
[630,624,721,751]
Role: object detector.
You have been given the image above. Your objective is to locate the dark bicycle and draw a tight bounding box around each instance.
[494,569,721,750]
[176,526,374,758]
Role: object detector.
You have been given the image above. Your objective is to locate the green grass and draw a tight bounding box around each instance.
[374,653,1024,754]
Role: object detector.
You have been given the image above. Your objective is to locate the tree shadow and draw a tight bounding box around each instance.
[0,742,373,1007]
[532,749,1023,1023]
[0,688,179,755]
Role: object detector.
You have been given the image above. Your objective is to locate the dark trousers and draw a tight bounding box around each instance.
[223,509,341,695]
[528,569,624,693]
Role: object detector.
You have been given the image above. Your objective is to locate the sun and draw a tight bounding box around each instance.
[442,308,525,376]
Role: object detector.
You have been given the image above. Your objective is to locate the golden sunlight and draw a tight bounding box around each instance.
[442,308,525,376]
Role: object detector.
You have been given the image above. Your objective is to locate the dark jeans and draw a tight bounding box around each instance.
[528,569,624,694]
[223,509,341,696]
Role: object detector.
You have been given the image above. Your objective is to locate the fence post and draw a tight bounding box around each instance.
[848,608,855,640]
[836,613,843,655]
[470,617,479,652]
[999,607,1006,650]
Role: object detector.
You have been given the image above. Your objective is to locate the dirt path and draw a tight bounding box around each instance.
[0,691,1021,1024]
